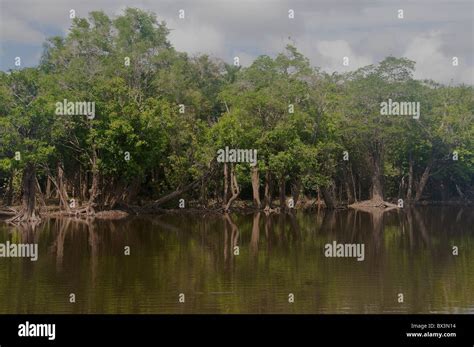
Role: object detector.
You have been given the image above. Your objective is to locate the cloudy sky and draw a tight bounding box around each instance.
[1,0,473,84]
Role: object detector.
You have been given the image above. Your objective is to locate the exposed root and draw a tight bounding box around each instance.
[45,204,97,218]
[6,207,42,225]
[349,198,399,211]
[0,207,17,216]
[263,206,280,214]
[95,210,129,219]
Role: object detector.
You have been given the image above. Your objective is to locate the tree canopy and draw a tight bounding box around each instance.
[0,8,473,222]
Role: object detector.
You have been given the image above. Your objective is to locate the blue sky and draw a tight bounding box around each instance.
[1,0,473,84]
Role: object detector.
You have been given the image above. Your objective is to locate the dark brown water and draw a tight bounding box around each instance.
[0,207,473,314]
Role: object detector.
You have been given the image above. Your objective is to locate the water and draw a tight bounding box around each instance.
[0,207,473,314]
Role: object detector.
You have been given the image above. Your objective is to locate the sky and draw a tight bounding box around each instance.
[0,0,473,84]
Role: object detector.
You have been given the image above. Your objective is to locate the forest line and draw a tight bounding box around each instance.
[0,8,473,223]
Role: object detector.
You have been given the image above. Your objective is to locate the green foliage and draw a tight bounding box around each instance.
[1,9,472,207]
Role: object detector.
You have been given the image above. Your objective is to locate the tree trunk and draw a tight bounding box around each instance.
[414,160,433,202]
[344,166,354,204]
[370,151,384,202]
[350,165,357,202]
[291,179,301,207]
[35,177,47,210]
[12,162,40,223]
[57,164,71,212]
[338,182,343,204]
[123,178,141,205]
[407,153,414,200]
[224,164,240,211]
[358,177,362,201]
[88,149,100,215]
[223,162,229,208]
[399,175,405,199]
[80,167,88,201]
[45,176,52,200]
[152,179,200,207]
[4,170,14,206]
[23,163,37,218]
[150,162,216,208]
[264,170,272,209]
[345,180,354,204]
[321,183,337,209]
[279,176,286,210]
[251,166,261,209]
[440,180,448,201]
[455,183,464,199]
[200,174,208,208]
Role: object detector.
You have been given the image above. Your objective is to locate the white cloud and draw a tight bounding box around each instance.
[315,40,372,72]
[0,16,45,43]
[232,51,255,67]
[403,32,473,84]
[0,0,472,84]
[168,20,225,58]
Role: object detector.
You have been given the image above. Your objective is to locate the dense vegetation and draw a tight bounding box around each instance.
[0,9,473,222]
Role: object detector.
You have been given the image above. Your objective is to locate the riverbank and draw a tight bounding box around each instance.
[1,197,472,221]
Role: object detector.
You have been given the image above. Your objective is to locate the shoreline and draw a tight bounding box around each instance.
[1,199,472,222]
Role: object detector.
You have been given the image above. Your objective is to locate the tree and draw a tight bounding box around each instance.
[0,69,55,222]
